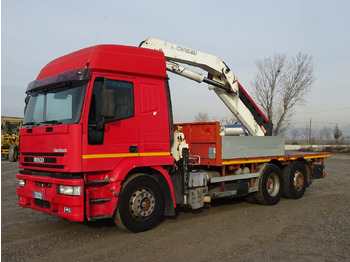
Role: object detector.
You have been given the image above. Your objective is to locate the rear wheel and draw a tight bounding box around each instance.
[254,164,283,205]
[114,174,165,233]
[283,161,307,199]
[9,145,18,162]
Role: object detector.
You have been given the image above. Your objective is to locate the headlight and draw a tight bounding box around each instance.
[58,185,82,196]
[18,179,26,187]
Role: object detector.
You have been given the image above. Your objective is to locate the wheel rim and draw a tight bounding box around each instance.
[129,188,155,220]
[266,173,280,197]
[293,170,304,191]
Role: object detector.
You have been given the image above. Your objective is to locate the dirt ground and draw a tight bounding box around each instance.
[2,154,350,262]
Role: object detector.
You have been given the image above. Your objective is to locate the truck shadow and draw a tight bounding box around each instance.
[83,218,116,229]
[174,197,245,216]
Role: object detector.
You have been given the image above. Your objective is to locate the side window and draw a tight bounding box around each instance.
[106,79,134,121]
[88,77,134,145]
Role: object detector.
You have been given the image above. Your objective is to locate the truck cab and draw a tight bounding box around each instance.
[18,45,176,225]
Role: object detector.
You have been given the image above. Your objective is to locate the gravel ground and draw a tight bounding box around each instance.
[2,154,350,261]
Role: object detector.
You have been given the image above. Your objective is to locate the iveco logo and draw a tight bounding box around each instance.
[54,148,67,153]
[33,157,45,163]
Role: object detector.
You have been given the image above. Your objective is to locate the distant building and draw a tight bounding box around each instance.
[1,116,24,123]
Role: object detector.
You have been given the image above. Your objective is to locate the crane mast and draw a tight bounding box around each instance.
[140,37,272,136]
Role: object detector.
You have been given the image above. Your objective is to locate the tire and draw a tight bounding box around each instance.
[114,174,165,233]
[283,161,307,199]
[254,164,283,205]
[9,145,18,162]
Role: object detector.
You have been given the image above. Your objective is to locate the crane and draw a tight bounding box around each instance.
[139,37,272,136]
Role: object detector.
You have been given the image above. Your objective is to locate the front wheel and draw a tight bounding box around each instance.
[114,174,165,233]
[254,164,283,205]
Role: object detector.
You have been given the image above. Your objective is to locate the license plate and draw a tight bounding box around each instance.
[33,191,43,200]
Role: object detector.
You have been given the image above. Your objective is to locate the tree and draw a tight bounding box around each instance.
[289,128,301,141]
[221,115,239,125]
[319,126,332,141]
[301,123,310,142]
[194,111,210,122]
[250,53,314,135]
[333,124,342,144]
[300,123,316,144]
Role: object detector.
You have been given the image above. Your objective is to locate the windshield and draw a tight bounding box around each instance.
[23,82,87,127]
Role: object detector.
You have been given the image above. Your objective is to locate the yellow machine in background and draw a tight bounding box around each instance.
[1,117,23,162]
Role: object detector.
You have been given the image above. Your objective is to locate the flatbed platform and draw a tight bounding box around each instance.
[175,122,330,167]
[222,151,331,165]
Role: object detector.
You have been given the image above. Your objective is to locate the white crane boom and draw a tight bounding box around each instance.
[140,37,270,136]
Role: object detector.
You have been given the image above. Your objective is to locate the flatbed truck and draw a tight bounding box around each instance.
[17,38,329,232]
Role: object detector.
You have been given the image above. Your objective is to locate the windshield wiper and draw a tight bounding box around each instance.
[39,120,62,126]
[23,121,37,126]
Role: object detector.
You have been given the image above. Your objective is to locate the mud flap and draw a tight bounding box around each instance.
[313,164,324,179]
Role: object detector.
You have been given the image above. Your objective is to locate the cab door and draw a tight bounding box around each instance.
[82,74,139,171]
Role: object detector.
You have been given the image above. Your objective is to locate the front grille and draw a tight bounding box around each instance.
[22,163,64,169]
[24,157,57,163]
[21,152,65,169]
[22,152,64,157]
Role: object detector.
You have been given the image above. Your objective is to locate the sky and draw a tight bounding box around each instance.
[2,0,350,132]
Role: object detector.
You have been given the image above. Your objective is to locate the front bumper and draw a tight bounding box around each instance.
[17,173,84,222]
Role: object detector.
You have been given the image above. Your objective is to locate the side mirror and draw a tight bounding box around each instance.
[101,89,116,118]
[25,96,30,104]
[24,95,30,116]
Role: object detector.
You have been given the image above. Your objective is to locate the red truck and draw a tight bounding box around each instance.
[17,38,330,232]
